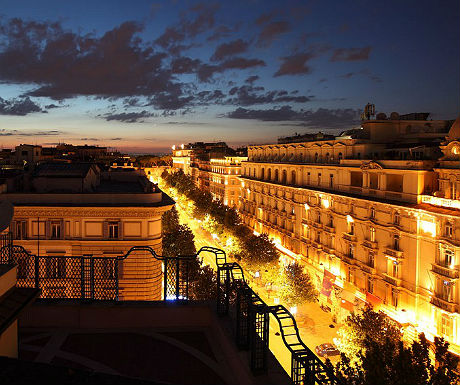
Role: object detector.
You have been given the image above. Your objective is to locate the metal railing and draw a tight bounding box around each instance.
[203,245,340,385]
[0,244,197,301]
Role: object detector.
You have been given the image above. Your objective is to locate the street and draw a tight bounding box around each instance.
[175,202,340,376]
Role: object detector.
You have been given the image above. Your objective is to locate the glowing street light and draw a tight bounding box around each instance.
[290,306,297,315]
[171,145,176,150]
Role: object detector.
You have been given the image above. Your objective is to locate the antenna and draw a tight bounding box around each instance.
[362,103,375,120]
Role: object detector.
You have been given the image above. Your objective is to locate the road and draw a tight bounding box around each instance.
[175,202,340,376]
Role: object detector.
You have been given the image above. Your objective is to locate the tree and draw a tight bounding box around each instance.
[188,260,217,301]
[277,262,318,306]
[329,309,460,385]
[162,224,196,257]
[162,206,180,234]
[243,233,279,266]
[335,308,401,361]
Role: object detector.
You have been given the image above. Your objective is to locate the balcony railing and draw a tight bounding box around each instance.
[384,247,404,259]
[323,224,335,233]
[431,263,459,279]
[383,273,402,287]
[342,232,357,242]
[362,239,378,249]
[360,263,377,275]
[431,296,458,313]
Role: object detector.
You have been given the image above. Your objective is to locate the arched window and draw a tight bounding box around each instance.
[338,152,343,162]
[291,170,296,185]
[325,153,330,163]
[261,168,265,180]
[314,153,319,163]
[282,170,287,184]
[268,168,272,180]
[275,169,279,182]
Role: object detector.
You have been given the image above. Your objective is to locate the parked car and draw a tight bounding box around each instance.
[315,343,340,358]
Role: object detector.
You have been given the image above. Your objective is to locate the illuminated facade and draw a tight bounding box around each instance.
[1,166,174,300]
[239,116,460,352]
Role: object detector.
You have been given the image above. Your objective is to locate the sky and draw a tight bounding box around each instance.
[0,0,458,153]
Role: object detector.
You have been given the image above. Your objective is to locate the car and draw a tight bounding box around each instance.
[315,343,340,358]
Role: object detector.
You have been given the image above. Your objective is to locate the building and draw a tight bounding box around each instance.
[0,163,174,300]
[239,112,460,352]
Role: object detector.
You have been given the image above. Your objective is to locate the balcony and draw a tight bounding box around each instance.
[362,239,378,250]
[384,247,404,259]
[383,273,402,287]
[323,224,335,233]
[431,296,458,313]
[322,245,335,255]
[359,262,377,275]
[431,263,459,280]
[310,240,322,250]
[340,253,355,266]
[342,232,357,243]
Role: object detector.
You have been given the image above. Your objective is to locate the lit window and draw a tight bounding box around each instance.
[369,226,376,242]
[15,220,27,240]
[50,221,61,239]
[394,212,400,226]
[445,222,453,238]
[348,244,355,258]
[108,222,119,239]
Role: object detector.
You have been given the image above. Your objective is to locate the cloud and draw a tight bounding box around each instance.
[0,129,64,136]
[0,18,181,101]
[224,106,360,129]
[245,75,259,84]
[330,46,371,62]
[225,85,312,106]
[171,56,201,74]
[257,21,290,46]
[0,97,44,115]
[211,39,249,61]
[155,3,219,52]
[102,110,156,123]
[274,52,316,76]
[198,57,266,82]
[339,69,382,82]
[207,25,232,42]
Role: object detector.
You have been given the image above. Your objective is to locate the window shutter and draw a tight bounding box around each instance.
[45,220,51,239]
[118,221,123,240]
[103,221,108,239]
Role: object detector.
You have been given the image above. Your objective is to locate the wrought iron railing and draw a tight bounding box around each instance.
[205,245,340,385]
[0,244,196,301]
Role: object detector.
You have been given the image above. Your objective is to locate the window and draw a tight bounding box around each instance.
[441,246,455,267]
[315,231,320,243]
[349,222,355,235]
[15,220,27,240]
[394,212,400,226]
[370,207,375,219]
[282,170,287,184]
[369,226,376,242]
[329,174,334,188]
[318,173,322,186]
[291,170,296,185]
[347,267,354,283]
[367,276,374,294]
[445,222,453,238]
[391,288,398,308]
[50,221,61,239]
[393,234,400,251]
[275,169,279,182]
[307,172,311,185]
[391,261,399,277]
[268,168,272,180]
[338,152,343,161]
[328,215,334,228]
[368,251,375,268]
[348,244,355,258]
[441,315,452,338]
[108,222,119,239]
[261,168,265,180]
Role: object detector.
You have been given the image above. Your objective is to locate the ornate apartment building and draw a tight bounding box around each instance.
[1,164,174,300]
[172,142,247,207]
[239,115,460,352]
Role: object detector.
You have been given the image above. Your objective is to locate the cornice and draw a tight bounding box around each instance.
[14,206,168,218]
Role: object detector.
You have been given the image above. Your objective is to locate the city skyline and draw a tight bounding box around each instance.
[0,0,458,153]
